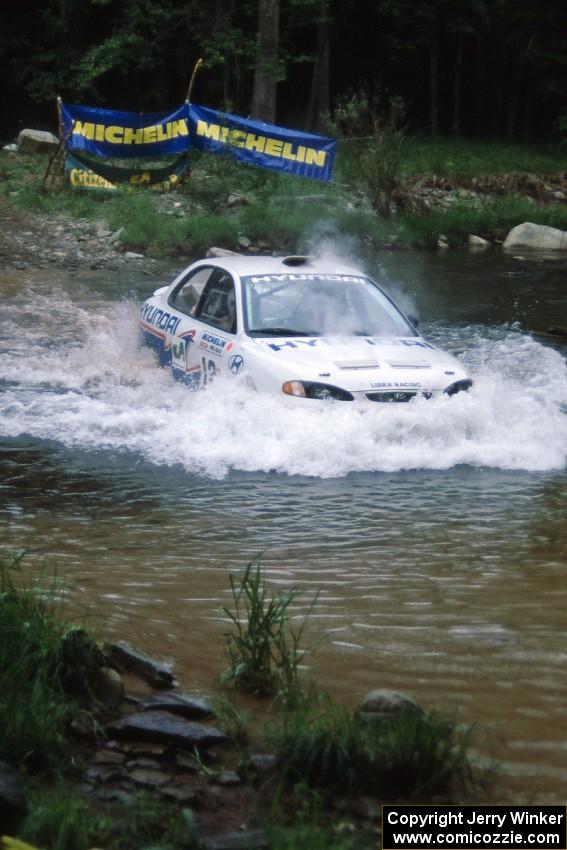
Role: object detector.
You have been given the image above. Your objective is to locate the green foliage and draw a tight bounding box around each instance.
[182,214,240,255]
[268,692,474,800]
[221,560,317,702]
[0,552,102,770]
[20,784,199,850]
[333,91,407,218]
[399,137,567,178]
[4,135,567,259]
[396,197,567,246]
[266,819,359,850]
[212,694,249,747]
[20,784,94,850]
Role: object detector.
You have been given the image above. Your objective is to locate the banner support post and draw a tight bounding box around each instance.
[185,58,203,104]
[42,96,66,189]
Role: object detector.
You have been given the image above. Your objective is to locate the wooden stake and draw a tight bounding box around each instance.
[185,58,203,103]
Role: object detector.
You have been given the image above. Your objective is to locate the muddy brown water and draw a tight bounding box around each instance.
[1,248,566,802]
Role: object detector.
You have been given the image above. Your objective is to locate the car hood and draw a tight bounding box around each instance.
[248,335,468,390]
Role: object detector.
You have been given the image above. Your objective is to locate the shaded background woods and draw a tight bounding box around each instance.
[1,0,567,143]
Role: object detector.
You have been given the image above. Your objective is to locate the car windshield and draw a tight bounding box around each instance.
[241,273,416,337]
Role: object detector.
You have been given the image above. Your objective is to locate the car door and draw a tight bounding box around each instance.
[171,267,238,389]
[167,265,216,388]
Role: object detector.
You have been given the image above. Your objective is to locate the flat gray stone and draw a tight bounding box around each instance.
[84,764,125,785]
[160,783,200,804]
[127,767,171,789]
[106,710,227,750]
[212,770,241,787]
[121,742,167,758]
[249,754,276,774]
[104,641,176,688]
[176,752,199,771]
[206,246,242,258]
[94,788,134,805]
[139,691,215,719]
[91,749,126,765]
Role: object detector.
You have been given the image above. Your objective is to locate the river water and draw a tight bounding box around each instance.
[1,248,566,802]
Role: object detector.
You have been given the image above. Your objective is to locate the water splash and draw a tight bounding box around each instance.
[1,291,566,479]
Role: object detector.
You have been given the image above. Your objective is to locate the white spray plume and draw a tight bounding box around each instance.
[301,220,419,322]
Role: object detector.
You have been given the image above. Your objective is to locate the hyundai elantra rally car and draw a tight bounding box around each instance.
[139,255,472,403]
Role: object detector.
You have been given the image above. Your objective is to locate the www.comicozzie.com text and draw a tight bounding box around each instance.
[383,807,566,848]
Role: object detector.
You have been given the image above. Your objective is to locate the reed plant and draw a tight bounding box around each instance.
[268,692,474,800]
[266,819,359,850]
[221,560,317,703]
[0,552,102,770]
[20,784,197,850]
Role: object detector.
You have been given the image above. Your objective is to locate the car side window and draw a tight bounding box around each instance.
[195,271,237,334]
[169,267,215,316]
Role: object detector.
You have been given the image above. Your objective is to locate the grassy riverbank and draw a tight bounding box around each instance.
[2,137,567,259]
[0,554,484,850]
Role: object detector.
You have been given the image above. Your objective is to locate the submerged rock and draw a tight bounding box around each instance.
[357,688,424,718]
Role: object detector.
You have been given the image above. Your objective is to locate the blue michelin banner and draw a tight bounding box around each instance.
[60,100,336,181]
[61,102,190,158]
[188,103,336,182]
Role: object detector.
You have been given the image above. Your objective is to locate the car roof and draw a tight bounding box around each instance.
[194,255,366,279]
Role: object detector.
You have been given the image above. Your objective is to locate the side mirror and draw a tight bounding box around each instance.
[409,314,419,328]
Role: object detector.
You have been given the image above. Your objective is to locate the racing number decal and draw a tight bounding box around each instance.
[201,357,216,385]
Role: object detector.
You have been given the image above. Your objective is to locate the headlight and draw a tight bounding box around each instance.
[444,378,473,396]
[282,381,354,401]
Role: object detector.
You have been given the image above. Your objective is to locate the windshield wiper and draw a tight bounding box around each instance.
[248,327,321,337]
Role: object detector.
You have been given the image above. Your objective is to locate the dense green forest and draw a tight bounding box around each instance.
[1,0,566,143]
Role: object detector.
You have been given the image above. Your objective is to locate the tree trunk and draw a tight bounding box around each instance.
[430,28,439,135]
[305,0,331,132]
[452,35,463,136]
[251,0,280,123]
[475,34,487,137]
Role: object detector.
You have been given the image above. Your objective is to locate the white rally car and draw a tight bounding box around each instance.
[139,255,472,403]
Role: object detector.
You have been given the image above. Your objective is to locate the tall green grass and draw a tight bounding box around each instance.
[396,137,567,178]
[221,560,317,702]
[268,692,474,800]
[0,552,101,770]
[20,785,197,850]
[266,820,359,850]
[4,138,567,258]
[396,197,567,245]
